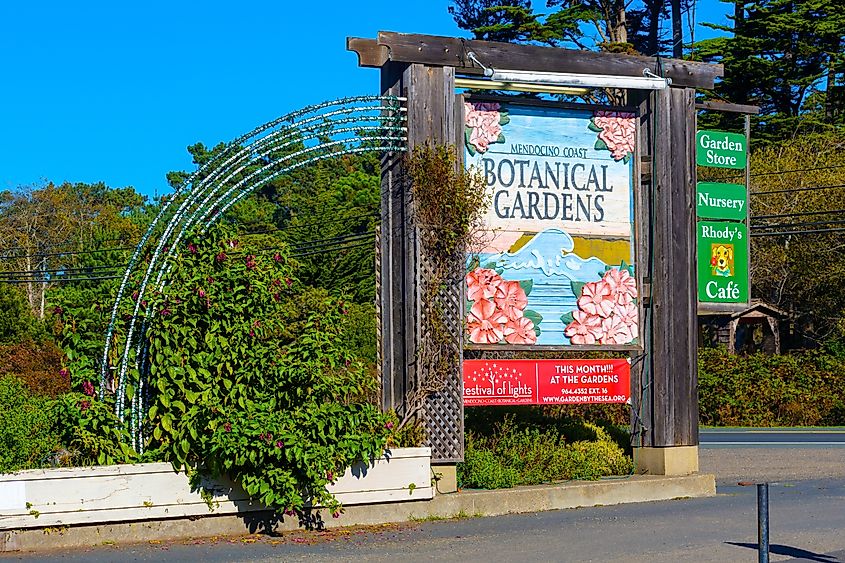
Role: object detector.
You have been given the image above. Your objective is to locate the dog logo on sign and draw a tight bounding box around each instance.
[710,244,734,277]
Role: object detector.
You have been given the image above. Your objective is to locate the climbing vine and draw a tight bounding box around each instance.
[144,225,390,515]
[403,144,488,429]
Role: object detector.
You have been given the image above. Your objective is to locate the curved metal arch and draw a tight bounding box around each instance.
[102,96,407,449]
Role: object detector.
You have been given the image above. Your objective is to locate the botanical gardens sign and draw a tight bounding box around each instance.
[463,100,639,349]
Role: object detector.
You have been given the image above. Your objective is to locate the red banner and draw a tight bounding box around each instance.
[463,359,630,406]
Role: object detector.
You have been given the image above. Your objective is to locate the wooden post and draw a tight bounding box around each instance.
[379,63,464,473]
[633,86,700,475]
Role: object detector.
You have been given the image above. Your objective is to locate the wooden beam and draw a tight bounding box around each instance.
[346,32,723,90]
[347,37,389,67]
[695,101,760,115]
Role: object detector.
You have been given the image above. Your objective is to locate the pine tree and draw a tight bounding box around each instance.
[696,0,845,141]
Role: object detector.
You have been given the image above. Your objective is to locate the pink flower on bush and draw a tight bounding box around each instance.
[215,252,227,263]
[82,381,95,396]
[593,111,636,161]
[59,368,69,379]
[564,310,604,345]
[465,102,503,154]
[385,421,394,430]
[577,280,615,318]
[504,316,537,345]
[188,243,197,254]
[273,253,282,262]
[467,299,507,344]
[494,280,527,321]
[466,267,502,302]
[79,399,91,411]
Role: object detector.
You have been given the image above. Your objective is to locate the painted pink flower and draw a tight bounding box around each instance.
[599,314,635,345]
[466,267,503,302]
[593,111,636,161]
[614,302,639,337]
[577,280,615,318]
[603,268,637,305]
[503,316,537,345]
[465,102,503,154]
[467,299,507,344]
[494,280,527,320]
[564,310,604,345]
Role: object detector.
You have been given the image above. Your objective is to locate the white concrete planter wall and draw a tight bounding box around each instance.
[0,447,432,530]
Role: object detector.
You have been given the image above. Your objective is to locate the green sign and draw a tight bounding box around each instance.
[697,221,749,303]
[696,182,747,221]
[696,130,747,169]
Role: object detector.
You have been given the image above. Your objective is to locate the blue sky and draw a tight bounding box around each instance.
[0,1,731,198]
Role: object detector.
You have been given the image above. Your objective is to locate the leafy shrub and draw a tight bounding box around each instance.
[52,393,137,466]
[0,339,69,397]
[698,348,845,426]
[459,448,519,489]
[0,284,45,344]
[144,226,389,515]
[458,415,633,489]
[0,376,60,472]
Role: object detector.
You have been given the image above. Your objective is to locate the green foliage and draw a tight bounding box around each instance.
[696,0,845,140]
[733,132,845,341]
[144,225,390,514]
[0,285,44,343]
[458,413,633,489]
[340,302,378,367]
[0,339,68,397]
[699,347,845,426]
[0,376,60,473]
[51,393,137,466]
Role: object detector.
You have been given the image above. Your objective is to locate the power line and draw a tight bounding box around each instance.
[291,239,375,258]
[753,208,845,220]
[242,210,378,236]
[0,275,123,284]
[0,246,136,261]
[751,226,845,237]
[752,218,845,231]
[751,183,845,196]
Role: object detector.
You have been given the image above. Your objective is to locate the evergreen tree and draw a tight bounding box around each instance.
[696,0,845,140]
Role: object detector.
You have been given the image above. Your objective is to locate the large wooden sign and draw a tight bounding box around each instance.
[463,100,639,348]
[463,358,631,406]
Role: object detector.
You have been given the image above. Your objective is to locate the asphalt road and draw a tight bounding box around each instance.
[701,428,845,448]
[9,433,845,563]
[13,478,845,563]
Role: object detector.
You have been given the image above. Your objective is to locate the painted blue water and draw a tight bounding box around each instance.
[472,228,615,345]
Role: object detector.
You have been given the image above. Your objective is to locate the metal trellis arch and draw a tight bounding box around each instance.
[100,96,407,450]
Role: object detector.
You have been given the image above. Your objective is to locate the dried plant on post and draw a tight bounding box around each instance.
[401,144,488,431]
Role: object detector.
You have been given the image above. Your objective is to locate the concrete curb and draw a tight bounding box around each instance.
[1,473,715,552]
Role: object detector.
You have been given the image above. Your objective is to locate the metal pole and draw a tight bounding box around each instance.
[744,114,751,309]
[757,483,769,563]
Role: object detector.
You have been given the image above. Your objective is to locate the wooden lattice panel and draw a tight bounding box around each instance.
[418,249,464,462]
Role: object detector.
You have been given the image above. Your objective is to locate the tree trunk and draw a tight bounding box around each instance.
[671,0,682,58]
